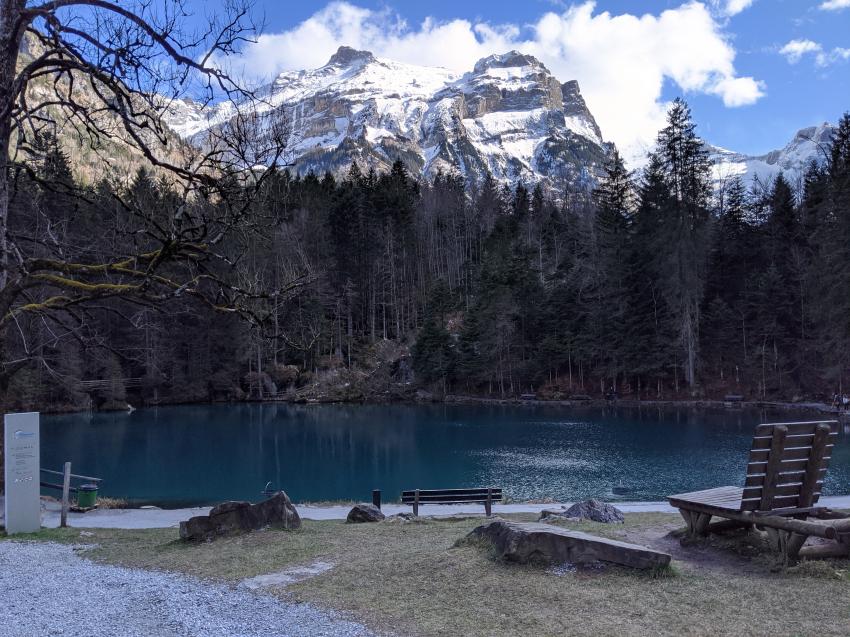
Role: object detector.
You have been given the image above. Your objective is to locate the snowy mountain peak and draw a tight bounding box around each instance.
[326,46,376,68]
[162,50,612,189]
[472,50,548,73]
[712,122,836,186]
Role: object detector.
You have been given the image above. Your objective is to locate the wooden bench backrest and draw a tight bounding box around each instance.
[400,487,503,505]
[742,421,838,512]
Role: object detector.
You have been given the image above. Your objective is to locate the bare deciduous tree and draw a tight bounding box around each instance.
[0,0,307,488]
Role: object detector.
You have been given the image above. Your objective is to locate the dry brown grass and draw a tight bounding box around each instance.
[7,513,850,636]
[93,497,129,510]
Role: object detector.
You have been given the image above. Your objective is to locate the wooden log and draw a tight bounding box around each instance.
[60,461,71,529]
[763,528,808,564]
[799,543,850,559]
[785,532,808,563]
[671,503,839,540]
[757,514,839,540]
[830,518,850,533]
[705,519,754,534]
[466,520,671,570]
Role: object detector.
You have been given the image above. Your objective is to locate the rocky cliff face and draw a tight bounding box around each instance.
[162,46,839,191]
[163,47,610,190]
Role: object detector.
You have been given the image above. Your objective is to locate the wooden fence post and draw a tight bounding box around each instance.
[485,488,493,517]
[414,489,420,517]
[60,461,71,528]
[372,489,381,510]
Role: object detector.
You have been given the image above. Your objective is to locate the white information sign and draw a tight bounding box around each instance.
[3,412,41,534]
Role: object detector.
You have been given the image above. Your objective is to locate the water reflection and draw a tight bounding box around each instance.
[40,404,850,506]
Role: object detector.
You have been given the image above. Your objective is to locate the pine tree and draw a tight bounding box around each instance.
[813,114,850,392]
[412,281,455,392]
[651,98,712,391]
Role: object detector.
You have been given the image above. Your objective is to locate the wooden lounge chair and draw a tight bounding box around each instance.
[669,420,850,563]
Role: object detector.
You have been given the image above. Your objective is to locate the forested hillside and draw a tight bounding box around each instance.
[6,100,850,410]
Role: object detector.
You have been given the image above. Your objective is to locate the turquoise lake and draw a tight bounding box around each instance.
[40,403,850,506]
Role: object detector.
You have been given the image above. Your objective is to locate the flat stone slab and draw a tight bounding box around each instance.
[238,560,335,590]
[467,519,671,570]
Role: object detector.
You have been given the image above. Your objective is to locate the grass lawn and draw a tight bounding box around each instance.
[5,512,850,636]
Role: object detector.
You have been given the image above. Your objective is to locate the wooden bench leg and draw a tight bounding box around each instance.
[679,509,712,537]
[765,528,808,565]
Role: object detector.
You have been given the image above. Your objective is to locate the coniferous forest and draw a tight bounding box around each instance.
[6,100,850,410]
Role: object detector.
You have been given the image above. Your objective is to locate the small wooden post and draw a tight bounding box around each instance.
[60,461,72,528]
[372,489,381,510]
[413,489,420,517]
[485,488,493,517]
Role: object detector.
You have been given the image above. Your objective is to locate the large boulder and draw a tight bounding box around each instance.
[465,519,670,569]
[346,504,385,523]
[180,491,301,541]
[540,499,624,524]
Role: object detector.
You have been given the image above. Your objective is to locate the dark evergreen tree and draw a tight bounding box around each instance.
[651,98,712,391]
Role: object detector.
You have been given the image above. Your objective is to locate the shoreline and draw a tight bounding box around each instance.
[28,394,850,417]
[442,394,849,416]
[10,495,850,529]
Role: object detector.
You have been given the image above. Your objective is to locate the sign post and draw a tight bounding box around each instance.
[3,412,41,534]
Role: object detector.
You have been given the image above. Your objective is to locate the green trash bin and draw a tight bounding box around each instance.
[77,484,99,508]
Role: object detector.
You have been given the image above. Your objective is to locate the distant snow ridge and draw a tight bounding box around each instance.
[711,123,836,188]
[162,47,610,190]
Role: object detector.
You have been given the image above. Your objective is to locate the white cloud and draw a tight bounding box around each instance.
[780,39,822,63]
[818,47,850,65]
[223,1,765,164]
[779,39,850,67]
[820,0,850,11]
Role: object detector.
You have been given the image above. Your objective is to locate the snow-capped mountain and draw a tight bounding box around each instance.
[162,47,610,189]
[711,123,836,187]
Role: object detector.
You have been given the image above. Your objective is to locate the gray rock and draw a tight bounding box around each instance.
[180,491,301,541]
[346,504,385,523]
[565,499,625,523]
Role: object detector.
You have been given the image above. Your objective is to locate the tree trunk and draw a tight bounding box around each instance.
[0,0,26,495]
[0,0,25,292]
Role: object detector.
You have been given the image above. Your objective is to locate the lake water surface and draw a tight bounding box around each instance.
[40,403,850,506]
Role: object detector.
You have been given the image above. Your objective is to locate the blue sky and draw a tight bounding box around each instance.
[194,0,850,159]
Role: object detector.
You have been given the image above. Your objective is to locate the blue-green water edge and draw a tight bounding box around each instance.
[40,404,850,506]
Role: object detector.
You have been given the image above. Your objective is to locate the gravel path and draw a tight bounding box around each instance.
[0,542,377,637]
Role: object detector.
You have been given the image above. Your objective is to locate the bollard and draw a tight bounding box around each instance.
[372,489,381,510]
[60,462,71,528]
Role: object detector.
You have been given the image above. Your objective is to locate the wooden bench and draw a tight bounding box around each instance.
[669,420,850,563]
[401,487,502,517]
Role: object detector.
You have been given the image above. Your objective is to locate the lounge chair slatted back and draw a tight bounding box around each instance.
[669,420,848,564]
[741,421,838,511]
